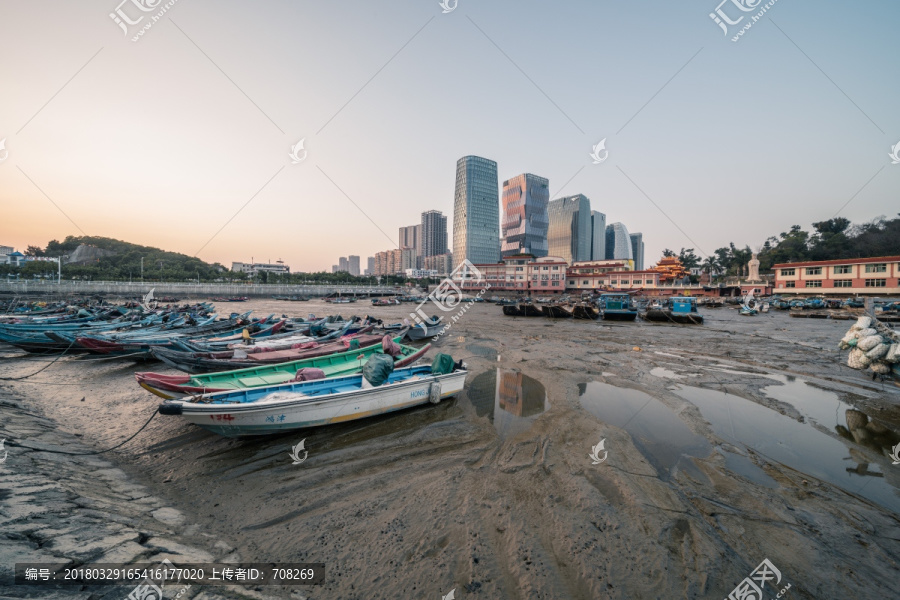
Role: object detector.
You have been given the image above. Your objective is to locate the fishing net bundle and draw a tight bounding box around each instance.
[839,316,900,375]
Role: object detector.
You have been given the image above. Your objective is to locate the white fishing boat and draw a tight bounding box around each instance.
[157,364,467,437]
[405,317,446,340]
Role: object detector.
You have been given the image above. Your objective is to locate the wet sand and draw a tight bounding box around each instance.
[2,299,900,599]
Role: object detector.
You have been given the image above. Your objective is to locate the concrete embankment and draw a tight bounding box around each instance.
[0,385,293,600]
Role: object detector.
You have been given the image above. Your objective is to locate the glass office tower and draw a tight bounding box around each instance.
[605,222,634,262]
[629,233,644,270]
[591,210,606,261]
[501,173,550,258]
[453,156,500,267]
[548,194,591,265]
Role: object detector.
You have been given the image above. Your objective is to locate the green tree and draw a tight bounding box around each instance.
[677,248,700,270]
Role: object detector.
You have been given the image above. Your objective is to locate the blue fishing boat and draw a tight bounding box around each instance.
[157,360,467,437]
[599,293,637,321]
[804,298,825,309]
[642,297,703,324]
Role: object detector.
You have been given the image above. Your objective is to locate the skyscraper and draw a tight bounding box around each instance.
[348,255,360,276]
[605,223,633,263]
[629,233,644,270]
[591,210,606,261]
[421,210,448,257]
[501,173,549,258]
[338,257,349,272]
[547,194,591,265]
[399,225,420,252]
[452,156,500,268]
[365,256,375,276]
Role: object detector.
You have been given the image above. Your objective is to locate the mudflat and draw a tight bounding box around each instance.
[2,299,899,599]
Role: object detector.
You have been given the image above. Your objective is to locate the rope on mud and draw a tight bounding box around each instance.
[73,351,149,362]
[5,408,159,456]
[0,338,77,381]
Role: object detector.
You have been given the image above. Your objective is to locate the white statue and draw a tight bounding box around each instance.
[747,253,761,282]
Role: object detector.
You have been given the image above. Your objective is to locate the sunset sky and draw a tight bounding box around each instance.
[1,0,897,271]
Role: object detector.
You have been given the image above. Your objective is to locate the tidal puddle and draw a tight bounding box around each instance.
[466,344,498,360]
[577,382,710,479]
[672,385,900,514]
[650,367,684,380]
[467,369,549,439]
[760,374,852,428]
[719,450,779,489]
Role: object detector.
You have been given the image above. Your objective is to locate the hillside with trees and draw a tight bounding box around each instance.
[3,235,409,285]
[6,236,226,282]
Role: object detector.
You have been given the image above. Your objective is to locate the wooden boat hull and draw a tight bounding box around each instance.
[572,305,599,320]
[150,332,388,373]
[602,311,637,321]
[542,305,573,318]
[406,322,446,340]
[521,305,542,317]
[502,306,523,317]
[642,309,703,324]
[157,366,467,437]
[136,342,431,399]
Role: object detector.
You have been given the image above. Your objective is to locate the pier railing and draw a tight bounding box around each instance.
[0,281,405,298]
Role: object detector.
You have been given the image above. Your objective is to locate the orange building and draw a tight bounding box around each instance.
[647,256,689,282]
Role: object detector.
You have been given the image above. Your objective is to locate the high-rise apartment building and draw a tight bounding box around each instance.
[452,156,500,270]
[338,257,349,272]
[365,256,375,276]
[605,223,634,263]
[547,195,591,265]
[629,234,644,271]
[591,211,606,261]
[421,210,448,258]
[501,173,549,258]
[399,225,420,251]
[348,255,360,276]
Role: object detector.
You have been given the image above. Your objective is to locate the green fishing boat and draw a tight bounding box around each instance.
[135,336,431,399]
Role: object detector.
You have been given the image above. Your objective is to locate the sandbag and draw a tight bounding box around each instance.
[293,368,326,382]
[857,335,882,352]
[870,362,891,374]
[382,335,402,357]
[885,343,900,363]
[847,348,870,370]
[866,343,890,360]
[431,353,456,376]
[853,316,873,330]
[363,353,394,386]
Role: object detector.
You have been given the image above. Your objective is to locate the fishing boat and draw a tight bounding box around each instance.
[372,297,400,306]
[572,303,600,320]
[405,318,446,340]
[520,304,543,317]
[541,304,573,319]
[599,293,637,321]
[156,358,467,437]
[502,305,523,317]
[804,298,825,310]
[135,338,430,399]
[150,329,391,374]
[642,297,703,324]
